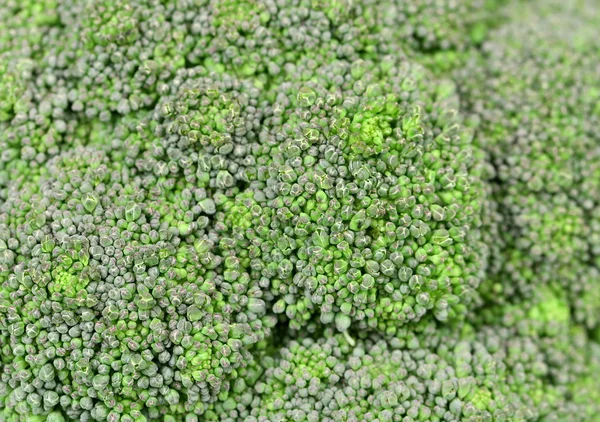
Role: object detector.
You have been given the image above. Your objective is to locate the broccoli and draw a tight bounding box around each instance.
[218,56,490,334]
[0,0,599,421]
[206,310,600,421]
[455,0,600,329]
[0,144,278,420]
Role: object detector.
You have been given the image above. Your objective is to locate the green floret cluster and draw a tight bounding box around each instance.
[221,57,488,334]
[455,0,600,328]
[0,0,599,421]
[0,145,276,420]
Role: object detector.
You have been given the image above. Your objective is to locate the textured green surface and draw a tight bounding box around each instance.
[0,0,599,421]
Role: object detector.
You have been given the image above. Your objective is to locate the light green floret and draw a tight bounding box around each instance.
[347,94,401,156]
[527,286,570,325]
[49,269,89,298]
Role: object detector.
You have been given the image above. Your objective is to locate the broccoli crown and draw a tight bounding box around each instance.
[1,0,600,421]
[0,144,277,420]
[455,0,600,328]
[125,56,490,334]
[0,1,491,419]
[206,294,600,422]
[219,57,489,333]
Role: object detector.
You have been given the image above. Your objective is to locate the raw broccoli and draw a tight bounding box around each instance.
[220,56,489,334]
[455,0,600,328]
[0,144,277,420]
[206,299,600,421]
[0,0,599,421]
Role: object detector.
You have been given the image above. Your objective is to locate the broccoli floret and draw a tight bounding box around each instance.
[0,145,276,419]
[207,307,600,421]
[218,57,489,334]
[1,0,600,421]
[455,0,600,329]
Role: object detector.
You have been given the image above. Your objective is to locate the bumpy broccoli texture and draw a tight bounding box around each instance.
[0,0,599,421]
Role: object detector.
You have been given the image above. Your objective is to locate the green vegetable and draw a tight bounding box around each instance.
[1,0,599,421]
